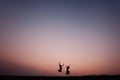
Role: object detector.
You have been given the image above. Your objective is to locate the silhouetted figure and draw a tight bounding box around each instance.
[66,65,70,75]
[58,62,64,72]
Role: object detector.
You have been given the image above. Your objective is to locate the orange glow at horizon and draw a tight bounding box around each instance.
[1,26,120,76]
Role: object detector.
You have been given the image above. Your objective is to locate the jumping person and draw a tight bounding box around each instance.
[66,65,70,75]
[58,62,64,72]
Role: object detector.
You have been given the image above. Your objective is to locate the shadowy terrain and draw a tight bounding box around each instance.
[0,75,120,80]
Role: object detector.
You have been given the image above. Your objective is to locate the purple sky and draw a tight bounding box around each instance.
[0,0,120,76]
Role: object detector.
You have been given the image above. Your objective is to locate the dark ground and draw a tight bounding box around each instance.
[0,75,120,80]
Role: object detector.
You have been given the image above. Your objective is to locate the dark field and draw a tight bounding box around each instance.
[0,75,120,80]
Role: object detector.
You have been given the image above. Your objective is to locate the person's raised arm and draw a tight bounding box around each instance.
[59,62,60,65]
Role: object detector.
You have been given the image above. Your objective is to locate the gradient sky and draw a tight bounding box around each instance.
[0,0,120,76]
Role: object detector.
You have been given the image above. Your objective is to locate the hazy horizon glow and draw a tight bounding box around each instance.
[0,0,120,76]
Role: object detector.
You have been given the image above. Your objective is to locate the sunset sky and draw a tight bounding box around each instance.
[0,0,120,76]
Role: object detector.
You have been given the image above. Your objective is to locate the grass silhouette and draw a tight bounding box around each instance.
[0,75,120,80]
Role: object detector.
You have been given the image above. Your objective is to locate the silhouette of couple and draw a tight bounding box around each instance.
[58,62,70,75]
